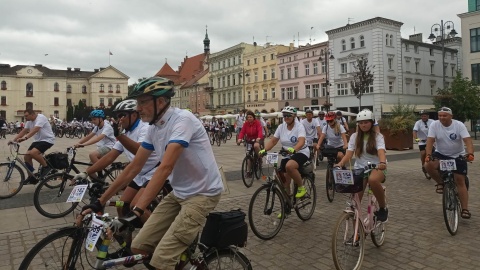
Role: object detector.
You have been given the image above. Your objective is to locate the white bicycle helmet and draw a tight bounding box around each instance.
[281,106,297,114]
[356,109,374,122]
[113,100,137,112]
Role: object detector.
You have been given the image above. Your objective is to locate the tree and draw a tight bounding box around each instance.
[350,57,374,110]
[128,77,148,95]
[433,72,480,123]
[66,105,74,122]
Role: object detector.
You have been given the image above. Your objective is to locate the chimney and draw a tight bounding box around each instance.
[94,68,99,72]
[409,33,423,42]
[289,43,295,50]
[35,64,42,67]
[67,67,72,71]
[74,68,80,71]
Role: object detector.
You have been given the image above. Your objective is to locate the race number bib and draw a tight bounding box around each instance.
[439,159,457,171]
[266,153,279,165]
[246,143,252,151]
[333,170,354,185]
[85,215,105,251]
[67,148,74,161]
[66,184,88,203]
[306,140,313,147]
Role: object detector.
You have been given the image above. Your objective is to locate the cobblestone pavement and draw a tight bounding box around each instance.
[0,134,479,270]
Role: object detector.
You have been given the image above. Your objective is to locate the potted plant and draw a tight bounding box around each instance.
[378,103,416,150]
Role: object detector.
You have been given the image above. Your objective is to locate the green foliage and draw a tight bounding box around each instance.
[379,103,416,136]
[66,105,74,122]
[433,72,480,122]
[350,57,374,109]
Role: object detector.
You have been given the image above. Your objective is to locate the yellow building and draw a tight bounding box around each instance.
[0,64,129,121]
[243,43,292,113]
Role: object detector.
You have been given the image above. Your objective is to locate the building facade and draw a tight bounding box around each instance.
[458,0,480,84]
[0,64,128,121]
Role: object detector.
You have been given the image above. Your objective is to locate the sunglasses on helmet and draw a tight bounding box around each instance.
[283,114,293,118]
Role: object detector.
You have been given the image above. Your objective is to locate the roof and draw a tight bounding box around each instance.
[178,53,205,83]
[326,17,404,35]
[0,64,129,79]
[181,68,209,89]
[154,63,180,84]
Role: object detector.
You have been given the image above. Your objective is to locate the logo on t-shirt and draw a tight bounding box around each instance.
[290,136,298,143]
[449,133,457,140]
[310,125,316,130]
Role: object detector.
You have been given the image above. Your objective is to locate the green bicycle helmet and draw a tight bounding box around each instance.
[127,77,175,99]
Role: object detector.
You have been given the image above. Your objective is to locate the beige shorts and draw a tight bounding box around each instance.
[131,192,221,270]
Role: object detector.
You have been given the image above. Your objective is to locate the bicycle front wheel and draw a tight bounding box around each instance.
[332,212,365,270]
[204,248,253,270]
[326,165,335,203]
[0,162,25,199]
[34,173,78,218]
[294,175,317,221]
[241,156,254,188]
[442,181,459,236]
[248,185,285,240]
[216,133,221,146]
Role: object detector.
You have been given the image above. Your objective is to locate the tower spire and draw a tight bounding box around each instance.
[204,25,210,54]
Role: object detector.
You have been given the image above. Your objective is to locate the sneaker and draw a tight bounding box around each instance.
[374,207,388,223]
[295,186,307,198]
[23,175,39,185]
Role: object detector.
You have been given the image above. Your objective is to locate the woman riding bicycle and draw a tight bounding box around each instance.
[238,110,264,178]
[316,111,347,162]
[259,106,309,198]
[334,109,388,222]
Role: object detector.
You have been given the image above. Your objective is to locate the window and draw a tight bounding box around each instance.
[100,84,104,92]
[0,81,6,90]
[388,58,393,70]
[227,93,230,104]
[217,78,221,88]
[271,68,275,79]
[222,94,226,105]
[1,96,5,106]
[405,59,411,72]
[108,84,113,93]
[100,98,104,106]
[294,66,298,78]
[247,91,251,102]
[305,85,311,98]
[247,60,250,66]
[26,83,33,97]
[263,56,266,62]
[107,98,113,106]
[263,89,267,100]
[470,28,480,52]
[430,62,435,74]
[305,64,310,76]
[54,97,59,106]
[313,63,318,74]
[263,70,267,80]
[233,92,236,104]
[360,35,365,47]
[54,82,59,92]
[67,99,72,106]
[280,69,284,80]
[254,90,258,101]
[430,84,435,95]
[254,71,258,82]
[405,44,409,51]
[386,34,389,46]
[415,61,419,73]
[414,45,419,53]
[227,59,230,67]
[365,86,374,94]
[341,40,346,51]
[116,85,121,93]
[26,102,33,110]
[389,35,393,46]
[341,63,348,73]
[287,68,291,79]
[429,48,434,56]
[222,76,226,87]
[271,88,276,99]
[337,83,348,96]
[271,54,274,60]
[227,75,230,87]
[321,62,326,73]
[281,88,285,100]
[254,58,257,64]
[54,110,59,118]
[294,87,298,99]
[452,66,455,77]
[350,37,355,49]
[233,75,236,86]
[312,84,319,97]
[287,87,293,99]
[233,57,236,66]
[222,61,225,68]
[472,63,480,85]
[67,85,72,93]
[415,83,420,94]
[321,83,327,96]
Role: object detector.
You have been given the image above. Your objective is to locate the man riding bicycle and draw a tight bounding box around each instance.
[424,107,474,219]
[413,110,435,178]
[301,109,321,161]
[82,77,223,270]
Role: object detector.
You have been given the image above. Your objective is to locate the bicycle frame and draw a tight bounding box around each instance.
[6,143,40,178]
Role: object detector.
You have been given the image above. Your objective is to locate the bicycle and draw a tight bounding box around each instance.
[33,146,127,218]
[240,140,263,188]
[323,147,344,203]
[0,142,57,199]
[331,163,387,270]
[20,211,252,270]
[226,126,233,140]
[248,149,316,240]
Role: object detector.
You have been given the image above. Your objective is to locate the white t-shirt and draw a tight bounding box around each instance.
[301,118,320,141]
[348,132,386,169]
[413,119,435,145]
[25,114,55,144]
[336,117,347,128]
[322,124,346,148]
[112,120,160,186]
[259,118,266,136]
[141,107,223,199]
[93,122,115,149]
[317,118,327,130]
[428,120,470,157]
[236,114,245,128]
[274,121,310,157]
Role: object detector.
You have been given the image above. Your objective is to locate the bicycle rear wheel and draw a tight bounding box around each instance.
[254,158,263,180]
[326,165,335,203]
[370,196,386,247]
[204,248,252,270]
[34,173,79,218]
[332,212,365,270]
[248,185,285,240]
[442,181,459,236]
[0,162,25,199]
[294,175,317,221]
[241,156,254,188]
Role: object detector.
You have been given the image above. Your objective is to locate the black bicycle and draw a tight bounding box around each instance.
[241,140,263,187]
[323,147,344,203]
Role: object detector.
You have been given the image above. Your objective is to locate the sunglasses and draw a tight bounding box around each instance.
[283,114,293,118]
[439,107,452,112]
[117,113,127,119]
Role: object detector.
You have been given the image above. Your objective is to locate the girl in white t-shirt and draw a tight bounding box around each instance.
[335,109,388,222]
[317,111,347,162]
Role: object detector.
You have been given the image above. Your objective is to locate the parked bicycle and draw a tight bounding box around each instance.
[331,163,386,270]
[248,149,316,240]
[240,139,263,187]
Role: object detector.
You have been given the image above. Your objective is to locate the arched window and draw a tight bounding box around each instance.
[108,84,113,92]
[100,84,104,92]
[350,37,355,49]
[116,84,120,93]
[26,83,33,97]
[66,85,72,93]
[389,34,393,46]
[1,81,6,90]
[341,40,346,51]
[26,102,33,110]
[82,85,87,93]
[386,34,389,45]
[54,82,59,91]
[360,35,365,47]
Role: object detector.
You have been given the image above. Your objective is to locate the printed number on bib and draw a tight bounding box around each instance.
[266,153,279,165]
[333,170,354,185]
[306,140,313,147]
[66,184,88,203]
[246,143,252,151]
[439,159,457,171]
[85,215,105,251]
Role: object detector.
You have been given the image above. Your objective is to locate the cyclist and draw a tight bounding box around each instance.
[237,110,264,176]
[255,112,269,137]
[335,109,388,222]
[74,100,161,222]
[317,111,327,129]
[259,106,309,198]
[235,110,246,135]
[413,110,435,178]
[81,77,223,270]
[316,111,347,161]
[217,117,226,141]
[336,110,349,133]
[74,109,115,164]
[424,107,474,219]
[11,109,55,184]
[301,109,321,161]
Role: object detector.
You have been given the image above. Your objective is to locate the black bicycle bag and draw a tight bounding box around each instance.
[200,209,248,248]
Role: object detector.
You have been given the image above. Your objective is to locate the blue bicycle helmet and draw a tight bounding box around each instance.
[89,109,105,119]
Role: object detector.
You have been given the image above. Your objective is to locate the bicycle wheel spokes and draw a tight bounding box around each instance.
[370,197,386,247]
[326,166,335,203]
[34,173,79,218]
[0,163,24,199]
[254,158,263,180]
[248,185,285,240]
[241,156,254,188]
[442,183,459,236]
[332,212,365,270]
[204,248,252,270]
[295,176,316,221]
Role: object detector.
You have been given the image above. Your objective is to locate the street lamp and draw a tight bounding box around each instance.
[428,20,457,90]
[193,82,199,114]
[318,49,335,112]
[239,69,249,110]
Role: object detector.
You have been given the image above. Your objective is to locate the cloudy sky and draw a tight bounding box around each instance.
[0,0,465,84]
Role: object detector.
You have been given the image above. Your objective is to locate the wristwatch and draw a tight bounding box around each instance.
[132,206,144,217]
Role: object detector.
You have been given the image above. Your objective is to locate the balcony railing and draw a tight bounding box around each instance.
[204,87,214,92]
[205,104,215,110]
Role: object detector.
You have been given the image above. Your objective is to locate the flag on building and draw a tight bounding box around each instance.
[109,51,113,55]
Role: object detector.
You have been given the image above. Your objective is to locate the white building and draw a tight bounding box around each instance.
[458,0,480,84]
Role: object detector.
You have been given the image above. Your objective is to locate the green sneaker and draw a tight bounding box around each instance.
[277,213,282,219]
[295,186,307,198]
